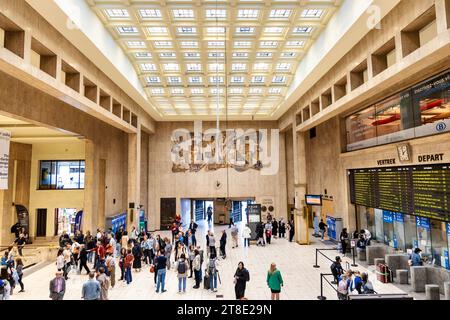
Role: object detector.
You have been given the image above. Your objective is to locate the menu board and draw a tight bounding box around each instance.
[349,164,450,222]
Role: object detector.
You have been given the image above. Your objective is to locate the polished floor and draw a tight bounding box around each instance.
[11,222,407,300]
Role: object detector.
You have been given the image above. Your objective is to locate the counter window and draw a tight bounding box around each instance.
[39,160,85,190]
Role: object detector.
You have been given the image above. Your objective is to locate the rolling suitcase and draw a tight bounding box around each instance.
[204,270,210,290]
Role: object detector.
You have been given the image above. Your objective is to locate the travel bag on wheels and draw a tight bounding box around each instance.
[203,270,210,290]
[376,263,392,283]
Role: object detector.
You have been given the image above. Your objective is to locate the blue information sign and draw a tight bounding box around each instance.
[383,211,393,224]
[394,212,404,223]
[416,216,430,230]
[447,223,450,235]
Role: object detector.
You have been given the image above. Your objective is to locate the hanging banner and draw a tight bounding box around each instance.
[15,204,30,234]
[0,130,11,189]
[74,210,83,233]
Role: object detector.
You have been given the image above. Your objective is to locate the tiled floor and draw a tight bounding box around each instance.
[11,222,408,300]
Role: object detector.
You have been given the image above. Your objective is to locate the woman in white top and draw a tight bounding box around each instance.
[242,225,252,247]
[56,249,65,271]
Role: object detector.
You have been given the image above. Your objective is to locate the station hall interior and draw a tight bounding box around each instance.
[0,0,450,301]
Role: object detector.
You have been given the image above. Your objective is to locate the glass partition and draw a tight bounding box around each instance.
[430,220,448,267]
[416,216,432,263]
[382,210,394,247]
[374,208,384,241]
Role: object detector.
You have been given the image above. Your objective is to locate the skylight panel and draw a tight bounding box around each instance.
[154,41,172,48]
[138,9,162,18]
[269,9,292,18]
[147,27,168,34]
[167,76,182,84]
[177,27,197,34]
[208,52,225,58]
[234,41,251,48]
[264,27,284,34]
[206,27,226,34]
[232,63,246,71]
[269,87,282,94]
[256,52,273,58]
[230,88,243,94]
[184,52,201,58]
[127,41,146,48]
[116,26,138,34]
[135,52,151,58]
[286,40,305,47]
[249,88,263,94]
[181,41,198,48]
[210,88,224,94]
[186,63,202,71]
[206,9,227,18]
[191,88,204,95]
[251,75,266,83]
[235,27,255,34]
[208,41,225,47]
[272,75,286,83]
[253,63,270,71]
[189,76,203,83]
[237,9,259,19]
[301,9,324,18]
[232,52,249,58]
[163,63,180,71]
[231,76,244,83]
[209,63,224,72]
[105,9,129,19]
[146,76,161,84]
[281,52,296,58]
[209,76,224,83]
[140,63,157,71]
[260,41,278,48]
[171,88,184,95]
[159,52,176,58]
[276,62,291,70]
[173,9,195,18]
[151,88,165,95]
[292,26,313,34]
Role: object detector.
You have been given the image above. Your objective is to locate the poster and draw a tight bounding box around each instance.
[247,204,261,240]
[15,205,30,234]
[0,130,11,189]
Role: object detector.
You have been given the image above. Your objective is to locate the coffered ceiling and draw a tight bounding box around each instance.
[86,0,341,118]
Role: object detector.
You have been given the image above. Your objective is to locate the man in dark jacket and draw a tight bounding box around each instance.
[219,230,227,259]
[330,256,344,284]
[79,244,90,274]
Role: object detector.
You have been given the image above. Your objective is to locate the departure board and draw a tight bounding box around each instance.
[349,164,450,222]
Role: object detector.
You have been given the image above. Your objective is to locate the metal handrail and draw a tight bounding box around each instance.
[313,247,358,269]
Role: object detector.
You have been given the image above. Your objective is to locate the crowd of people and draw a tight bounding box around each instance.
[0,246,25,299]
[43,215,288,300]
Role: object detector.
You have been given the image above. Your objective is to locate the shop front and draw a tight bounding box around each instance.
[54,208,83,236]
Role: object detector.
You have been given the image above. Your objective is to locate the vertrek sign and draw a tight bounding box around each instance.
[170,121,279,176]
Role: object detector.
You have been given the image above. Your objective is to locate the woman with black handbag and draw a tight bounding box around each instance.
[234,262,250,299]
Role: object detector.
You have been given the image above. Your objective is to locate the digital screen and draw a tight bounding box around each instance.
[305,194,322,206]
[349,164,450,222]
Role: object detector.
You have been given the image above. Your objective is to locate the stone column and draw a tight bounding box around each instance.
[293,129,308,244]
[83,139,98,233]
[127,124,141,231]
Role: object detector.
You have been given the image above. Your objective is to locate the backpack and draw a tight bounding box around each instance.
[177,260,187,274]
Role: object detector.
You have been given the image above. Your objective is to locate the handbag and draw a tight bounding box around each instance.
[150,265,155,273]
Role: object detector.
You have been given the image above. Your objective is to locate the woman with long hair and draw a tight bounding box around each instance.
[118,247,127,281]
[267,263,283,300]
[234,261,250,299]
[15,258,24,292]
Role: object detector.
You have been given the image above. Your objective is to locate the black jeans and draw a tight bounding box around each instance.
[289,231,295,242]
[79,261,90,274]
[143,249,151,264]
[18,274,24,291]
[220,244,226,257]
[194,269,201,287]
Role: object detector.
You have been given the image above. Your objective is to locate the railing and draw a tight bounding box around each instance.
[317,273,337,300]
[313,247,358,269]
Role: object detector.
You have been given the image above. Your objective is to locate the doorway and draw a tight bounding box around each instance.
[160,198,176,229]
[36,209,47,237]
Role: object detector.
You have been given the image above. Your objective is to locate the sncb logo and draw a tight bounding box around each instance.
[436,122,447,132]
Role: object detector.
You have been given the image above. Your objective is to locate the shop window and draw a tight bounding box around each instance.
[345,105,377,149]
[430,220,448,268]
[39,160,85,190]
[382,210,394,247]
[393,212,406,252]
[404,214,417,252]
[374,208,384,242]
[416,216,432,263]
[54,208,78,236]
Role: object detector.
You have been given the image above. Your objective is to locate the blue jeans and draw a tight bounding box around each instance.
[320,229,325,240]
[125,267,132,284]
[115,243,121,258]
[156,268,166,292]
[209,272,217,290]
[178,277,186,292]
[87,251,94,263]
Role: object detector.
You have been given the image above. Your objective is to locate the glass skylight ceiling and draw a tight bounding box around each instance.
[89,0,340,117]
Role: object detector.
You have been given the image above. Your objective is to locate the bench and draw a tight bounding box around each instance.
[411,266,450,294]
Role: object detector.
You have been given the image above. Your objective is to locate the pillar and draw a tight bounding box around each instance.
[293,127,308,244]
[127,125,141,231]
[82,139,98,233]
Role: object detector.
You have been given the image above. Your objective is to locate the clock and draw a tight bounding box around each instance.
[214,180,222,189]
[397,144,411,163]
